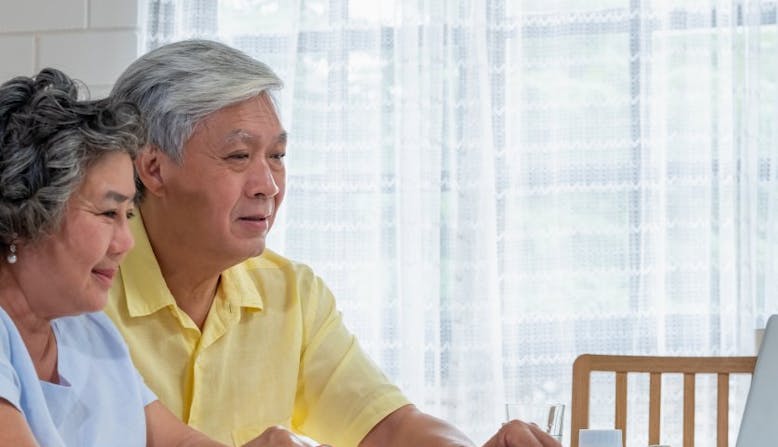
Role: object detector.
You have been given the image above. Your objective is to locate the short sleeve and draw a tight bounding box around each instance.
[0,318,22,411]
[135,367,157,407]
[293,269,410,447]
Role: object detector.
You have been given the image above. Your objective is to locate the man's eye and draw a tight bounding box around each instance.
[226,152,250,160]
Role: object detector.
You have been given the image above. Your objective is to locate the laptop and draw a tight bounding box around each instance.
[735,314,778,447]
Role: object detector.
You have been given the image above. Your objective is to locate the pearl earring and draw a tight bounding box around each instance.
[7,243,17,264]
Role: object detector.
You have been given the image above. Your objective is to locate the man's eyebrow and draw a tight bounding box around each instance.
[224,129,288,145]
[224,129,254,142]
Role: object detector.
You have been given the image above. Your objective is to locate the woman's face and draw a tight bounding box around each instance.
[16,152,136,318]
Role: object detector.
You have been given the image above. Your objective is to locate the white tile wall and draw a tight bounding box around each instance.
[0,0,142,97]
[39,31,138,85]
[89,0,139,28]
[0,35,35,81]
[0,0,86,33]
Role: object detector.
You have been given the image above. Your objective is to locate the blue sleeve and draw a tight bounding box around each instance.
[135,367,156,407]
[0,310,23,411]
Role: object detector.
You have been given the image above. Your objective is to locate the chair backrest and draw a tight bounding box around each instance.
[570,354,756,447]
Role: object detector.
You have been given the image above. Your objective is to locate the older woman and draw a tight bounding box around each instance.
[0,69,294,447]
[106,40,560,447]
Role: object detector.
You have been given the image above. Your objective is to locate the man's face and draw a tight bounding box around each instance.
[153,93,286,265]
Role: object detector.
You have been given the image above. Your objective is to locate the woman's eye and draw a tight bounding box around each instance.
[271,152,286,161]
[102,210,134,220]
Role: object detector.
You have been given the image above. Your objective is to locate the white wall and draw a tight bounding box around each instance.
[0,0,143,98]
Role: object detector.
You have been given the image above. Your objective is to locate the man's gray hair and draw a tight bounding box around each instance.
[0,68,145,248]
[111,39,284,164]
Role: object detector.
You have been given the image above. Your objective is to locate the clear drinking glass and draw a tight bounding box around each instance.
[544,403,564,441]
[505,403,565,442]
[503,402,521,422]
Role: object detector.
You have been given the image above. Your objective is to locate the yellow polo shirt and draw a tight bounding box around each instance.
[105,215,410,447]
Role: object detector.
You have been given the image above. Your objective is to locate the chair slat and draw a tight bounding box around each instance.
[615,371,628,447]
[683,373,695,447]
[717,373,729,447]
[649,372,661,444]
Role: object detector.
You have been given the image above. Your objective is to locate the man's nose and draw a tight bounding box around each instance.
[248,160,280,198]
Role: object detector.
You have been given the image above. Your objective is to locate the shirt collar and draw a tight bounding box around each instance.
[220,262,264,311]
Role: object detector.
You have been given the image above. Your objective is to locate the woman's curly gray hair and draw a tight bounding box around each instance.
[0,68,146,249]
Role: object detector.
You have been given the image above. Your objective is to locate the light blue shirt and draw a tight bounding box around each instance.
[0,307,156,446]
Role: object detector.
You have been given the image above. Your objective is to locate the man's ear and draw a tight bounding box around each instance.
[135,145,167,197]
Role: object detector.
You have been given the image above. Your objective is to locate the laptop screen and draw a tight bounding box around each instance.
[736,314,778,447]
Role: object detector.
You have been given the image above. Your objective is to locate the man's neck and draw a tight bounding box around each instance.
[139,202,223,330]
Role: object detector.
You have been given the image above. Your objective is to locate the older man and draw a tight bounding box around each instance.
[105,39,559,447]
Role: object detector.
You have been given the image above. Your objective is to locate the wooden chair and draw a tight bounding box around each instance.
[570,354,756,447]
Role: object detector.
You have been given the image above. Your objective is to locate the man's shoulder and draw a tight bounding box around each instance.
[235,249,327,303]
[242,248,317,279]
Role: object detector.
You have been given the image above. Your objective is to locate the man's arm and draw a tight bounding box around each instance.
[145,400,325,447]
[145,400,228,447]
[359,405,474,447]
[359,404,562,447]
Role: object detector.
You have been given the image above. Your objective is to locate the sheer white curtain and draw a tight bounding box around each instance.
[143,0,778,445]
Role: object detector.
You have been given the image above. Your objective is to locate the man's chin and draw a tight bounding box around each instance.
[225,237,266,262]
[247,242,266,258]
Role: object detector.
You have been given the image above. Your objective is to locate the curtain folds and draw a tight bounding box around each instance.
[143,1,778,445]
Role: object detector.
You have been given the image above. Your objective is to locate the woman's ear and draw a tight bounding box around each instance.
[135,145,166,197]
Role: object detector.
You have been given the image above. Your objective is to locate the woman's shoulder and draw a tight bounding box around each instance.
[0,306,23,352]
[0,306,14,329]
[52,312,129,356]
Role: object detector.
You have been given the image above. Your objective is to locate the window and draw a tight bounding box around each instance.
[144,1,778,444]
